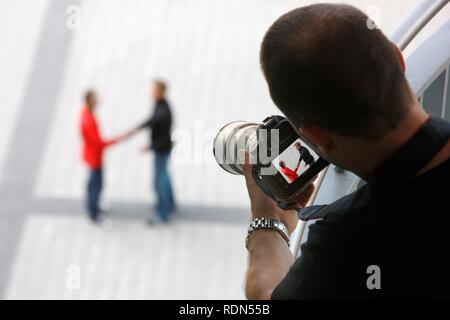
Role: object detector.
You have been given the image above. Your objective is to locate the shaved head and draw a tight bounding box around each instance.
[261,4,413,139]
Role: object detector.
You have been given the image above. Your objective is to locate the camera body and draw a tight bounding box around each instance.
[251,116,329,209]
[213,115,330,209]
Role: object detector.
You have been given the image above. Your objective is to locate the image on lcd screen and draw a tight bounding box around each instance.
[272,139,319,184]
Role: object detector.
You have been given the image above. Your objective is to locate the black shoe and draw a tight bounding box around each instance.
[147,216,170,226]
[91,216,113,229]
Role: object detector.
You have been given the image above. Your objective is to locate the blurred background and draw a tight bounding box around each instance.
[0,0,449,299]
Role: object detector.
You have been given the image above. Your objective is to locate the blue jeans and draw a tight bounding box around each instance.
[154,151,175,222]
[87,168,103,221]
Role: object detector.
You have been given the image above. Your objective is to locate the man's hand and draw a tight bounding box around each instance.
[242,150,316,300]
[116,128,139,143]
[140,144,150,153]
[241,151,315,234]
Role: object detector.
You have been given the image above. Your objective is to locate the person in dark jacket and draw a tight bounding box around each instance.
[294,142,315,167]
[137,80,176,224]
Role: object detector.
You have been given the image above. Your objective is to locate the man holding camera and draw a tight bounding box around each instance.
[243,4,450,299]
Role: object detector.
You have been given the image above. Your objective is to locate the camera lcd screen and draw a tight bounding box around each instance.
[272,139,319,184]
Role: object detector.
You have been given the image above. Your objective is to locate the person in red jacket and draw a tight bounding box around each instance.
[279,160,300,183]
[80,90,129,223]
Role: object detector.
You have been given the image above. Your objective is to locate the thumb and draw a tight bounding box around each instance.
[239,150,255,186]
[240,150,250,172]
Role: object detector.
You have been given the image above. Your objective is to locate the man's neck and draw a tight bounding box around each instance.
[352,103,430,179]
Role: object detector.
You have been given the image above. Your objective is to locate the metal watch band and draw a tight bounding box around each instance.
[245,217,290,249]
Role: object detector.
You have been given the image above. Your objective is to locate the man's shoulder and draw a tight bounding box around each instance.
[275,162,450,299]
[300,185,374,253]
[302,184,371,222]
[158,99,171,108]
[272,187,379,299]
[299,146,308,154]
[156,100,172,116]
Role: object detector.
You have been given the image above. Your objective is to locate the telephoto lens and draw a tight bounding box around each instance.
[213,121,259,175]
[214,115,329,209]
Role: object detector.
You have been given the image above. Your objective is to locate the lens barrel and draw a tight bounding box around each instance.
[213,121,258,175]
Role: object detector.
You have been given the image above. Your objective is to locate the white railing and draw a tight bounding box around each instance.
[391,0,449,51]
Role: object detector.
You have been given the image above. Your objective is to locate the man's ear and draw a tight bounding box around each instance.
[393,43,406,73]
[299,125,333,155]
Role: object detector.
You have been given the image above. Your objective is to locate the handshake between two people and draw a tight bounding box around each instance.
[109,127,150,153]
[115,128,138,143]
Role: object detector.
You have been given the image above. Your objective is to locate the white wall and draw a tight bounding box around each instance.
[31,0,450,208]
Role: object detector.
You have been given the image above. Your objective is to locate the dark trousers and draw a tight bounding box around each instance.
[154,151,175,222]
[86,168,103,221]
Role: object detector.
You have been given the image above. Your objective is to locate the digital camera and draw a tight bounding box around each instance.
[213,115,329,209]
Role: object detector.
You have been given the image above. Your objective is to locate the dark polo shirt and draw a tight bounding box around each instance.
[272,118,450,299]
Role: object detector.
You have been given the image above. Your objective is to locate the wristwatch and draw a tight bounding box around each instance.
[245,217,290,249]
